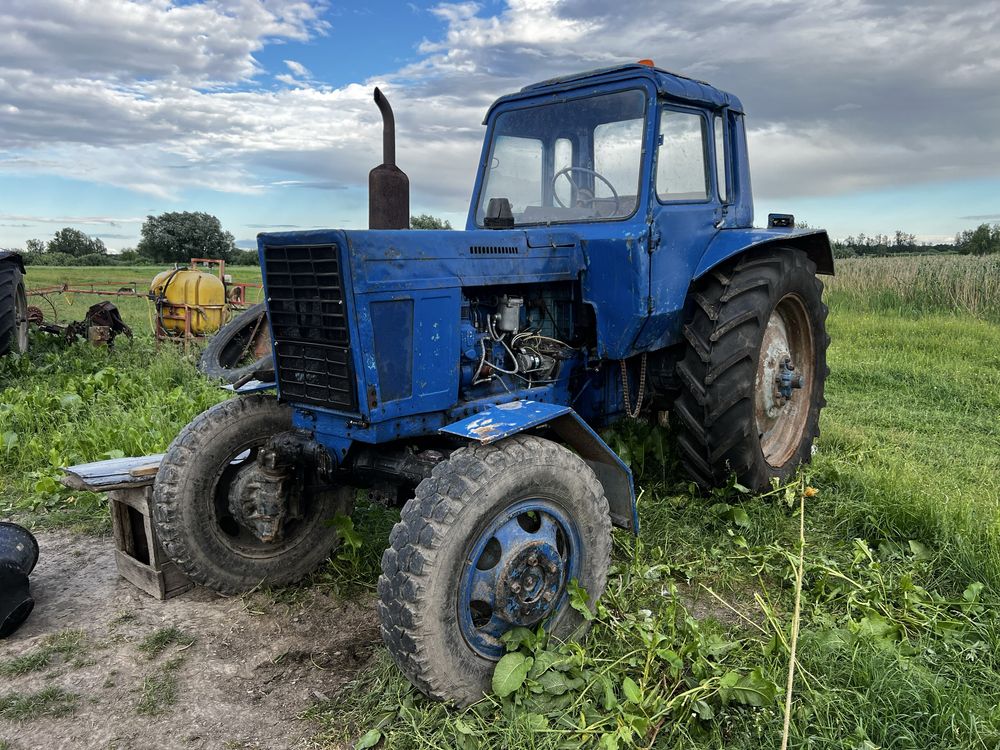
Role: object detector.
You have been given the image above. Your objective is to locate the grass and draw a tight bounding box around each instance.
[137,627,195,658]
[2,260,999,747]
[825,254,1000,322]
[0,265,259,530]
[0,687,78,722]
[309,294,1000,747]
[0,630,87,677]
[136,657,185,715]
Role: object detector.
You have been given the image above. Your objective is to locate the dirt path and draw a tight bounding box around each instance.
[0,531,379,750]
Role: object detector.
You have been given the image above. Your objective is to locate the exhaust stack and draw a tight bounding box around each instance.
[368,87,410,230]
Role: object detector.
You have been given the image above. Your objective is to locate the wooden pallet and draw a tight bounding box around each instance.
[62,455,193,600]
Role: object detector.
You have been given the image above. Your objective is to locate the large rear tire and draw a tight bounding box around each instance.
[0,262,28,357]
[672,249,829,491]
[378,435,612,706]
[152,395,351,594]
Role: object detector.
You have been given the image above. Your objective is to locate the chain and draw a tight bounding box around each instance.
[620,352,647,419]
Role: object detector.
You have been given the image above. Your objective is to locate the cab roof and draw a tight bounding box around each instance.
[484,63,744,123]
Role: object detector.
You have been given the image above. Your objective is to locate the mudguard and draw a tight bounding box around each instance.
[696,227,835,279]
[441,400,638,533]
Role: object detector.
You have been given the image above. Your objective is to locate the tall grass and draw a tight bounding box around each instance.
[825,255,1000,322]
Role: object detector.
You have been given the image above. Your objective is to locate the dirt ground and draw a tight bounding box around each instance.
[0,531,380,750]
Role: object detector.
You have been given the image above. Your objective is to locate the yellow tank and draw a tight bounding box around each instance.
[150,268,226,335]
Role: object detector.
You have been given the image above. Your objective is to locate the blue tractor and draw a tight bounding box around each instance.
[153,62,832,705]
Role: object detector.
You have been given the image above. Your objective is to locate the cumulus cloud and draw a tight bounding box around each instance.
[0,0,997,221]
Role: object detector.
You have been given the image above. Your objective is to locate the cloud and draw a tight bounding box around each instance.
[283,59,311,78]
[0,0,997,222]
[0,213,143,225]
[959,214,1000,221]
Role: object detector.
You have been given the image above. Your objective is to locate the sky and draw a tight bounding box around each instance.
[0,0,997,251]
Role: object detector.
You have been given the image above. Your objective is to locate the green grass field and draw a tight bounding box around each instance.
[2,260,998,748]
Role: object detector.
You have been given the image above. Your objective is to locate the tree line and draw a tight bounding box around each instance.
[15,212,256,267]
[11,212,454,267]
[831,223,1000,258]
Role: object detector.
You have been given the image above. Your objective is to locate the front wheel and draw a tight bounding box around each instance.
[378,435,612,706]
[672,249,829,491]
[152,395,351,594]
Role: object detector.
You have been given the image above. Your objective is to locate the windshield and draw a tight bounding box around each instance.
[476,89,647,227]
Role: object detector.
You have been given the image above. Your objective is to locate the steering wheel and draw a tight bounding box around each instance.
[552,166,621,217]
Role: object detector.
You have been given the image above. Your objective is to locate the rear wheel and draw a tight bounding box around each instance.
[672,249,829,490]
[0,262,28,356]
[378,435,612,706]
[152,395,351,594]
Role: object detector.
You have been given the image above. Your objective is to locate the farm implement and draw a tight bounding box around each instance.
[81,62,835,705]
[0,259,264,356]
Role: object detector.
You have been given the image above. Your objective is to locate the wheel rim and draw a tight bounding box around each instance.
[208,442,326,559]
[14,283,28,353]
[458,499,581,660]
[754,294,814,467]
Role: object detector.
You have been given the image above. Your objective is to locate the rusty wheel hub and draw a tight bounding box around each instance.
[754,294,814,467]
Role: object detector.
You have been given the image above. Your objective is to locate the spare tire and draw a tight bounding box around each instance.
[0,259,28,357]
[198,302,273,384]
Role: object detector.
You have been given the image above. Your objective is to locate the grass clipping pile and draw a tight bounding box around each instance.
[0,531,379,749]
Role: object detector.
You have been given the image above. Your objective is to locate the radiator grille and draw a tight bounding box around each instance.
[262,244,357,411]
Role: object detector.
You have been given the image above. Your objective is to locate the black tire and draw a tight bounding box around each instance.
[152,395,351,594]
[378,435,612,706]
[198,302,272,384]
[672,249,829,491]
[0,262,28,357]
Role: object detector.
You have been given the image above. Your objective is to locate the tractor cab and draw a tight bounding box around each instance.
[471,64,751,236]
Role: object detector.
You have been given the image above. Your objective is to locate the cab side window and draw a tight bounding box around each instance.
[657,109,708,202]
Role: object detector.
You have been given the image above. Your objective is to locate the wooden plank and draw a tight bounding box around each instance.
[114,549,165,599]
[129,463,161,478]
[107,486,152,514]
[61,454,165,491]
[161,562,194,598]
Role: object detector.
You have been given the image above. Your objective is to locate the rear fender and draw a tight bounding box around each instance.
[441,401,638,533]
[695,228,835,279]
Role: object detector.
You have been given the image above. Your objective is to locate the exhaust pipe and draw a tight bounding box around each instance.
[368,87,410,230]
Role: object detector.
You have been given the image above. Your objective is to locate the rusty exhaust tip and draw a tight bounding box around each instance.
[368,87,410,230]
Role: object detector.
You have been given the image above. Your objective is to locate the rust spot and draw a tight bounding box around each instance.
[470,423,499,439]
[367,385,378,409]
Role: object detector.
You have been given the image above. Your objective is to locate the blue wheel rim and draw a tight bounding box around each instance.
[458,498,582,660]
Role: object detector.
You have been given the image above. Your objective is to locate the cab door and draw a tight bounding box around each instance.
[637,105,729,350]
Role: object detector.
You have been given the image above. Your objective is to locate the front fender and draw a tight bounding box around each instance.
[696,228,835,279]
[441,401,638,533]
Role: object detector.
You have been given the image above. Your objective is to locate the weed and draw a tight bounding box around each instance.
[137,626,194,658]
[0,687,78,722]
[0,630,86,677]
[136,657,184,715]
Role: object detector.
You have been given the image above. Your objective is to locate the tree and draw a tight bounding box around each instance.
[24,239,46,254]
[137,211,236,263]
[955,223,1000,255]
[47,228,107,257]
[410,214,452,230]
